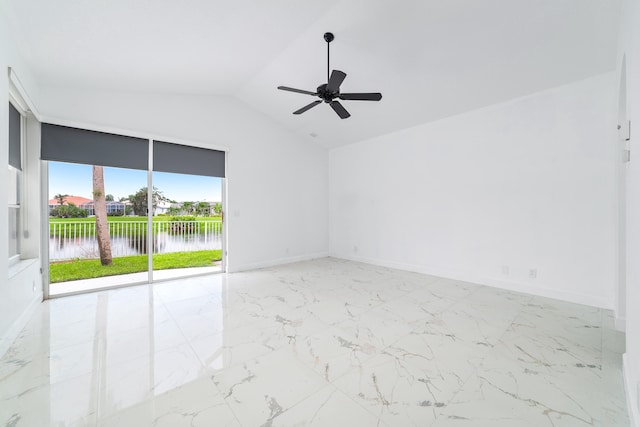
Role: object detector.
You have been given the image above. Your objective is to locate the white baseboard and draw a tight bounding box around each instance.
[615,316,627,332]
[0,294,41,360]
[623,353,640,427]
[332,253,612,309]
[229,252,330,273]
[480,276,611,309]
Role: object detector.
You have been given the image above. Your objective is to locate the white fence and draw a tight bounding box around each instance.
[49,220,222,261]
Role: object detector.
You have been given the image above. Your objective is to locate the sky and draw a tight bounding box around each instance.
[48,161,222,202]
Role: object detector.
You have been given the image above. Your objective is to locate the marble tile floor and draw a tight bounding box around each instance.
[0,258,629,426]
[48,266,222,296]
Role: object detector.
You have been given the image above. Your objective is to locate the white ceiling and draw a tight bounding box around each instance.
[3,0,621,147]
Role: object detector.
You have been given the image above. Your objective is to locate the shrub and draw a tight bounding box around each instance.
[51,203,88,218]
[169,216,197,222]
[169,216,197,234]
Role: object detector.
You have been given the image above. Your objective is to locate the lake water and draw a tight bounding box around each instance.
[50,232,222,260]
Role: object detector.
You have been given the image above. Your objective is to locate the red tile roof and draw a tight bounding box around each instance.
[48,195,93,206]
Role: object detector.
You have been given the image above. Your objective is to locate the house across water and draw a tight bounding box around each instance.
[47,195,129,216]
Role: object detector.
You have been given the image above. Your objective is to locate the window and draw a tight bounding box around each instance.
[8,101,23,262]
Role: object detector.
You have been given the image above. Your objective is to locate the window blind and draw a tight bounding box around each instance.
[9,103,21,170]
[153,140,225,178]
[41,124,149,170]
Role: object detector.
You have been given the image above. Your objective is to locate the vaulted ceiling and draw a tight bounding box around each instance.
[2,0,621,147]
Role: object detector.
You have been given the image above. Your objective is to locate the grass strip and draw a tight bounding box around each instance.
[49,250,222,283]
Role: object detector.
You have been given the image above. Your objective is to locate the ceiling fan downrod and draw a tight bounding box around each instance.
[324,32,334,85]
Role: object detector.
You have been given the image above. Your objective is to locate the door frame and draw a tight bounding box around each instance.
[41,121,229,299]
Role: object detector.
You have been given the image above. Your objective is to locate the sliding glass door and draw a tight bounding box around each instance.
[47,162,149,296]
[41,125,226,297]
[150,140,226,282]
[151,171,223,281]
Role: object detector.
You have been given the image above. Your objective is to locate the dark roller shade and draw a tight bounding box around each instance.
[154,141,225,178]
[41,124,148,170]
[9,103,21,170]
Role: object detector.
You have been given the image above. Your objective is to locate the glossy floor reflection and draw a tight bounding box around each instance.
[0,258,629,426]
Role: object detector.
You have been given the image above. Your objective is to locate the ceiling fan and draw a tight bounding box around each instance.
[277,32,382,119]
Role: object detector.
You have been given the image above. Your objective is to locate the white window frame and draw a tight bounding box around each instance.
[8,167,21,265]
[8,95,26,266]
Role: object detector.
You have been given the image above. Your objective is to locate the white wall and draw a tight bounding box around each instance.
[618,0,640,423]
[36,86,329,272]
[0,10,44,356]
[330,73,617,309]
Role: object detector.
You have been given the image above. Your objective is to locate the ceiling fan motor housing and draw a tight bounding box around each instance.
[317,83,338,103]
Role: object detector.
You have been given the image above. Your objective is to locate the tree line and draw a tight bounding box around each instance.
[52,189,222,218]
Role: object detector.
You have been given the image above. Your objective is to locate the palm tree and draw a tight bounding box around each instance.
[167,206,181,216]
[213,202,222,215]
[93,166,112,265]
[196,201,210,217]
[181,201,194,215]
[54,193,68,206]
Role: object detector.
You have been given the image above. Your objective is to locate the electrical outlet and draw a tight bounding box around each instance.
[501,265,509,276]
[528,269,537,279]
[353,245,358,253]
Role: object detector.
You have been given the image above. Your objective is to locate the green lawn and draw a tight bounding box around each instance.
[49,216,221,223]
[49,250,222,283]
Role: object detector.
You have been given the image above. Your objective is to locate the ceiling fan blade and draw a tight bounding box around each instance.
[293,100,322,115]
[339,93,383,101]
[330,101,351,119]
[326,70,347,92]
[277,86,317,96]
